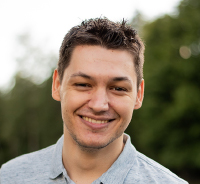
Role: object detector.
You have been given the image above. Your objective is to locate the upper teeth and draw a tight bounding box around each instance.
[82,116,108,124]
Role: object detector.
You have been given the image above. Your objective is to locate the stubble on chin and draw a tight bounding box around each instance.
[63,115,125,153]
[69,129,123,153]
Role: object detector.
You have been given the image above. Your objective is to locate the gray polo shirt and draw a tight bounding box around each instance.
[0,134,188,184]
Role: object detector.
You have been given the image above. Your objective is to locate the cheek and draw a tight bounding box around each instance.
[121,103,134,122]
[110,96,135,121]
[118,102,134,133]
[61,91,90,113]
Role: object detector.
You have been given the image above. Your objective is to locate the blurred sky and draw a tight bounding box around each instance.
[0,0,181,90]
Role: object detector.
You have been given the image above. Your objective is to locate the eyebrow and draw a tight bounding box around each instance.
[70,72,92,79]
[112,77,131,83]
[70,72,131,83]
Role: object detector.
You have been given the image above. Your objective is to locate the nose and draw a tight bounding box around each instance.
[88,88,109,112]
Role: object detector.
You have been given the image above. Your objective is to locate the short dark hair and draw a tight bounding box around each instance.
[58,17,145,88]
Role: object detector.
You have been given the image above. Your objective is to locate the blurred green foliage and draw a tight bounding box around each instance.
[0,76,63,165]
[0,0,200,183]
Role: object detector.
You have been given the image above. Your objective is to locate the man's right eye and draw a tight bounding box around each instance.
[74,83,91,88]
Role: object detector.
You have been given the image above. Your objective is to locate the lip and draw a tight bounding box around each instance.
[79,115,113,130]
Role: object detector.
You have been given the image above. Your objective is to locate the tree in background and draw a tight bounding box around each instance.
[0,34,63,165]
[126,0,200,183]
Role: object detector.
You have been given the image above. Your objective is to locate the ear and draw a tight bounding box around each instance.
[134,79,144,110]
[52,69,61,101]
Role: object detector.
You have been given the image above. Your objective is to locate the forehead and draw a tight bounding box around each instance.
[65,45,136,81]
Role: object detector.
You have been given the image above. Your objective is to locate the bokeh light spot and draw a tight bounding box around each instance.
[179,46,191,59]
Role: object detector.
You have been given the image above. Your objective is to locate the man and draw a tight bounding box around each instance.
[0,18,188,184]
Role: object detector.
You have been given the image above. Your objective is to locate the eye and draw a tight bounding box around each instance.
[110,86,128,92]
[74,83,92,88]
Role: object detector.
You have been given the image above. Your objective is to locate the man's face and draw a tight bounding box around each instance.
[52,45,144,149]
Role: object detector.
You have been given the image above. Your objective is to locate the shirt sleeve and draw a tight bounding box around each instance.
[0,168,1,184]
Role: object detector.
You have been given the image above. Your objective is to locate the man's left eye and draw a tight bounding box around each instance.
[110,87,127,92]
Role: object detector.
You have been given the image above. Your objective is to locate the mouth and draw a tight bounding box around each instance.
[79,116,115,124]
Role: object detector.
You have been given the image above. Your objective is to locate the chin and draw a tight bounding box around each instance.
[73,135,118,151]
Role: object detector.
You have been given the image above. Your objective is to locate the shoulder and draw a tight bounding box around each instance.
[0,144,55,183]
[125,149,188,184]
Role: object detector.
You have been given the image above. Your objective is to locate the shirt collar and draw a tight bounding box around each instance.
[99,134,136,184]
[49,134,136,183]
[49,135,64,179]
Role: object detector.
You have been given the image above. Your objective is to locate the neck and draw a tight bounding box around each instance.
[62,128,124,184]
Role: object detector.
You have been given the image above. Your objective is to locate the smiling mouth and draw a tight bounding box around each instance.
[80,116,114,124]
